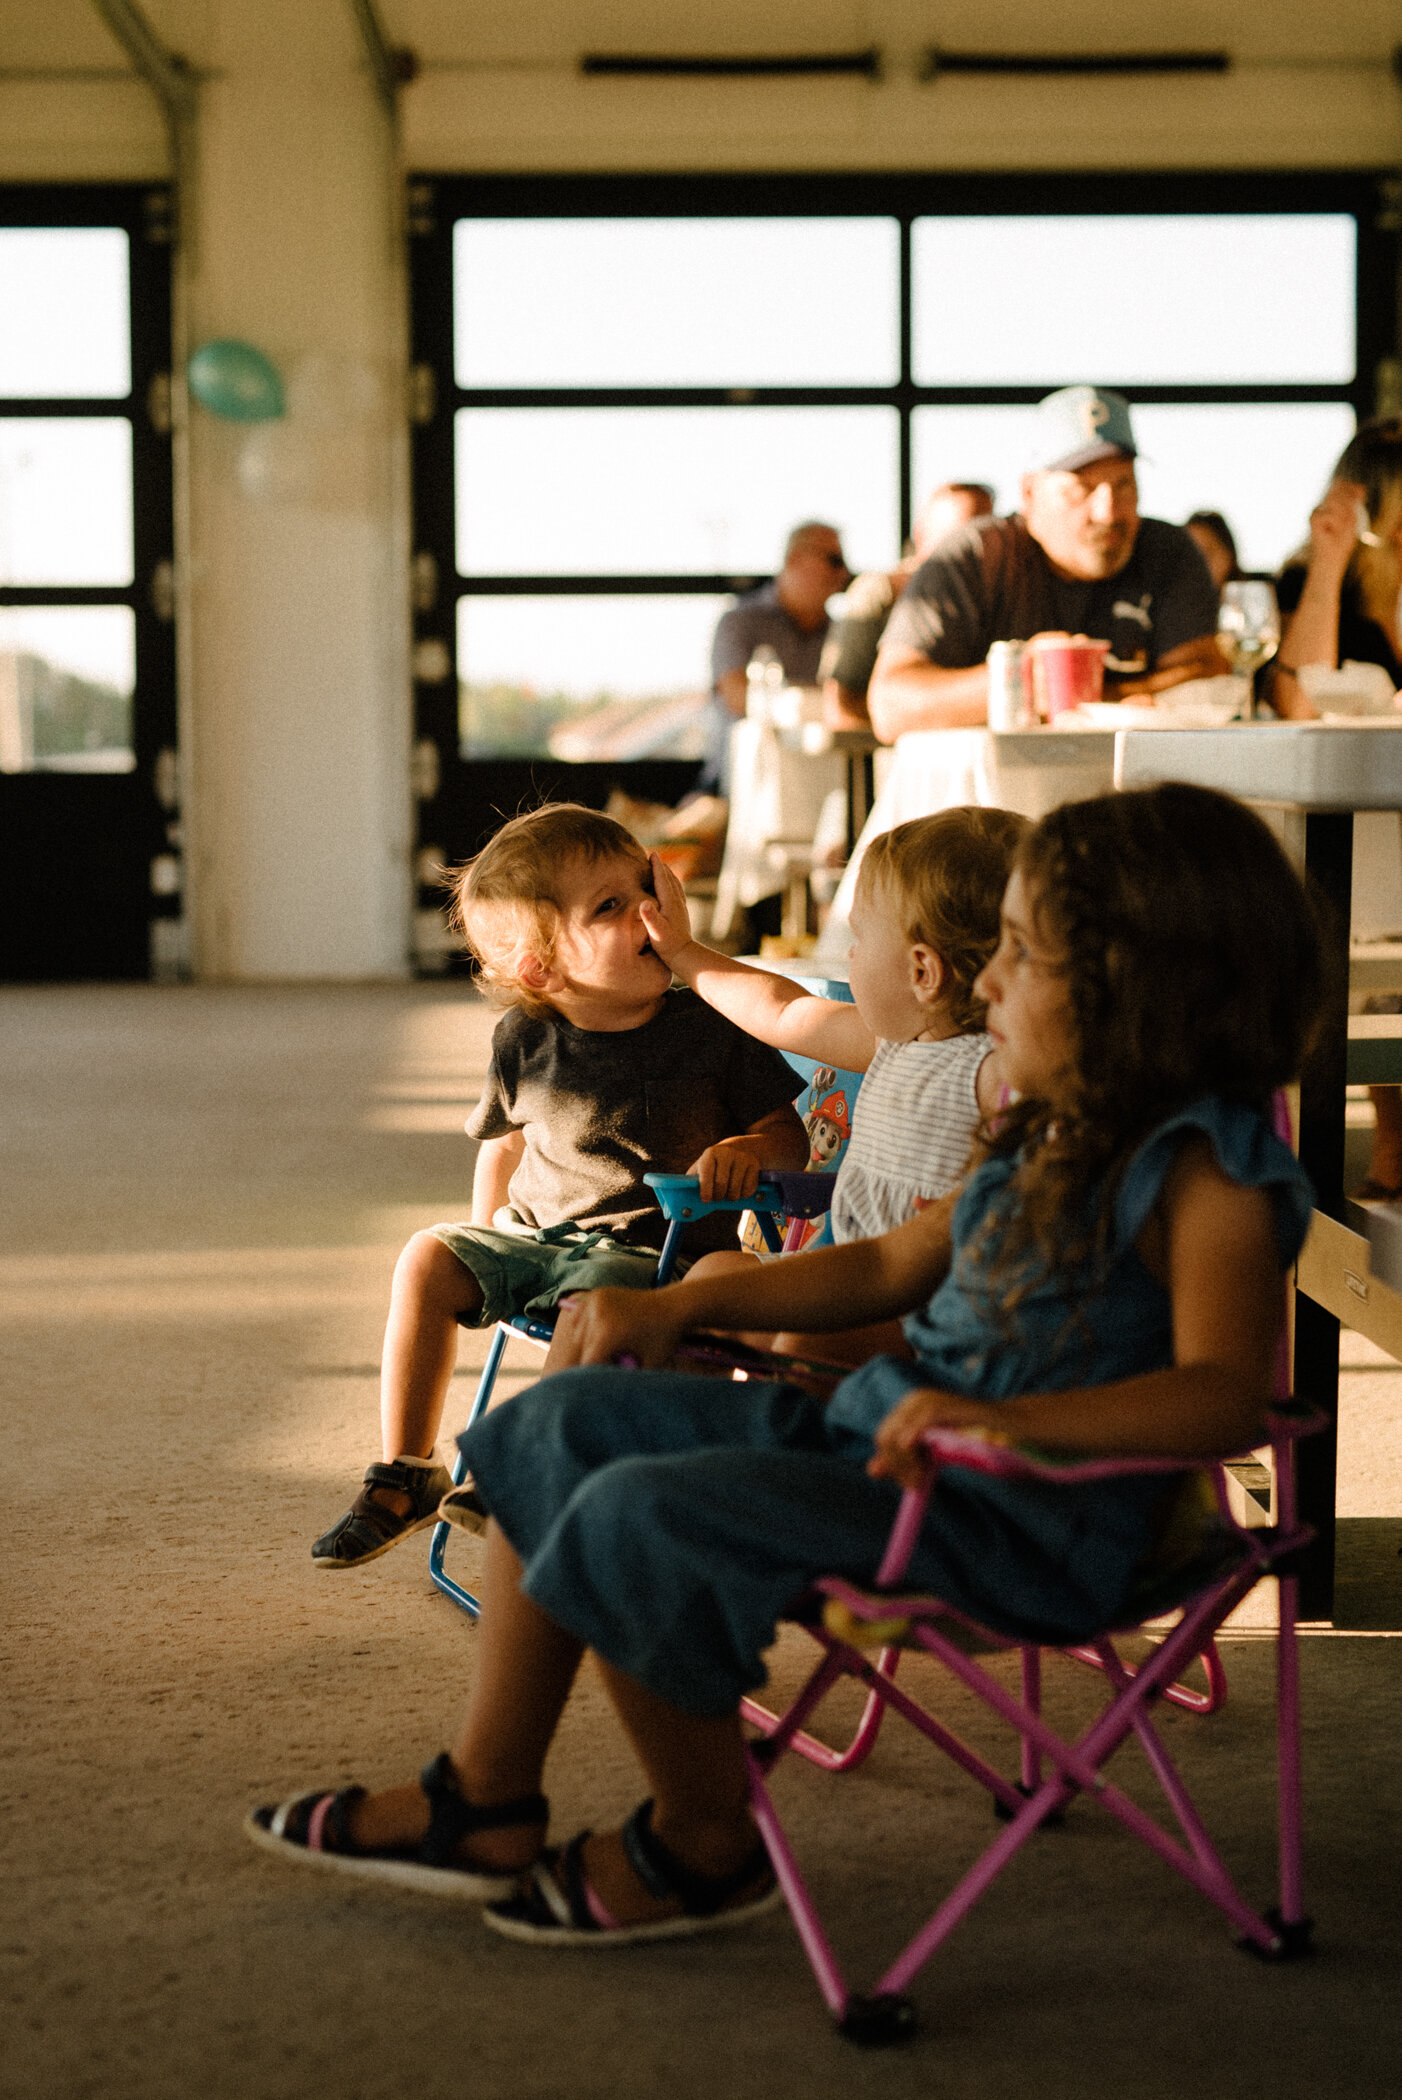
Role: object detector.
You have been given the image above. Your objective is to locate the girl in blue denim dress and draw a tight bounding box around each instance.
[248,783,1324,1952]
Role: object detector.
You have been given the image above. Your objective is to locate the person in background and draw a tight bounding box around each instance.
[703,521,850,794]
[866,386,1222,741]
[820,483,995,729]
[1185,510,1243,595]
[1267,419,1402,723]
[1265,418,1402,1199]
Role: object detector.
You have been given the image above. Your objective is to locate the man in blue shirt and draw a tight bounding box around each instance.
[703,520,850,792]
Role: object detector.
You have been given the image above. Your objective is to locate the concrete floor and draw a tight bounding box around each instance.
[2,983,1400,2100]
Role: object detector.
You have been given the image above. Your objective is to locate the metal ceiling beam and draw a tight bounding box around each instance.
[89,0,196,125]
[920,48,1231,80]
[89,0,196,253]
[346,0,418,118]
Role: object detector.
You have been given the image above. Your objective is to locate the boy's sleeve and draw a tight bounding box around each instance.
[465,1060,517,1141]
[465,1026,522,1141]
[720,1019,803,1126]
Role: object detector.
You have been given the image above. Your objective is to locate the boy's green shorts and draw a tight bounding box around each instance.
[430,1219,664,1329]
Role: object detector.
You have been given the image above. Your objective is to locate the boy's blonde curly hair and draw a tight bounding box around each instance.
[854,806,1028,1033]
[449,803,650,1013]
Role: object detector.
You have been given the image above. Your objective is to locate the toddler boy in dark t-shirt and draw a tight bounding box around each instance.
[312,804,806,1570]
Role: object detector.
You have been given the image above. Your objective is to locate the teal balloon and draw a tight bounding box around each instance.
[187,339,285,422]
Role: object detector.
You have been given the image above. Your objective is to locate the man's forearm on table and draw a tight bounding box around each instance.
[868,655,990,740]
[1113,636,1226,699]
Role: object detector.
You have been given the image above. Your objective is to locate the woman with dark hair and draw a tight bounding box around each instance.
[1267,418,1402,1195]
[1267,417,1402,723]
[246,787,1322,1948]
[1185,509,1242,594]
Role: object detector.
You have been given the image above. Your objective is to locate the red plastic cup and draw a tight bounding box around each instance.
[1027,634,1110,719]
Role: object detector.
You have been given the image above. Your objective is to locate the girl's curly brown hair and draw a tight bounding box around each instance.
[971,782,1328,1311]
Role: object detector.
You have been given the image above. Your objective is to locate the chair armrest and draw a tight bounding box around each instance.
[643,1170,835,1220]
[873,1415,1325,1591]
[917,1409,1325,1485]
[674,1333,850,1391]
[916,1427,1205,1487]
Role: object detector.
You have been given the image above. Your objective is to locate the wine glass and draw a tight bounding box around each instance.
[1218,581,1280,721]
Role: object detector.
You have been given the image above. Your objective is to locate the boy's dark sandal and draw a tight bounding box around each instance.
[484,1797,781,1946]
[243,1751,548,1901]
[311,1457,454,1567]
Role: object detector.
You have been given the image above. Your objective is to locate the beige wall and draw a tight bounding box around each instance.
[1,0,413,980]
[401,2,1402,173]
[3,3,1399,183]
[0,1,1398,976]
[181,1,411,980]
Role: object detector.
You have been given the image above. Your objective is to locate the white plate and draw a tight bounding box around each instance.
[1058,699,1239,731]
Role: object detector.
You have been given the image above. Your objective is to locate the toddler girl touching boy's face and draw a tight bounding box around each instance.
[642,805,1027,1243]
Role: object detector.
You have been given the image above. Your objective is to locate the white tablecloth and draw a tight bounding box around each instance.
[815,727,1117,958]
[712,716,847,936]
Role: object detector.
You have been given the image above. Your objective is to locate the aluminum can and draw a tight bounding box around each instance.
[986,640,1032,731]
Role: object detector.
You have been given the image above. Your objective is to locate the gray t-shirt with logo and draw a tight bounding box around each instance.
[882,513,1218,683]
[466,987,801,1256]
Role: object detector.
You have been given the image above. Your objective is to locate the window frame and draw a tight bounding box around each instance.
[406,167,1396,868]
[0,182,175,782]
[0,181,176,982]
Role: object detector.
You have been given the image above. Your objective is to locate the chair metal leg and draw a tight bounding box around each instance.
[742,1644,900,1772]
[1274,1570,1310,1937]
[1020,1647,1042,1793]
[427,1321,511,1618]
[427,1516,481,1618]
[1064,1632,1229,1714]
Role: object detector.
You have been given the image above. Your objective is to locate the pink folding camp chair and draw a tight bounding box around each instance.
[734,1095,1301,1773]
[743,1405,1321,2045]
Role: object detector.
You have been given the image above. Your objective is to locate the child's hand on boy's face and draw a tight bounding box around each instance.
[639,853,692,964]
[868,1388,1006,1491]
[689,1136,763,1205]
[544,1286,681,1373]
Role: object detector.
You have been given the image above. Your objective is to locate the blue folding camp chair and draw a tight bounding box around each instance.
[427,1168,840,1617]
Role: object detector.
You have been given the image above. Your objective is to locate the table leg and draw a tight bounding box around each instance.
[1292,810,1352,1619]
[841,747,877,860]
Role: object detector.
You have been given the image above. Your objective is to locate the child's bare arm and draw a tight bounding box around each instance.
[547,1196,957,1369]
[974,1046,1006,1122]
[869,1145,1281,1487]
[470,1130,526,1226]
[642,853,875,1073]
[689,1102,809,1203]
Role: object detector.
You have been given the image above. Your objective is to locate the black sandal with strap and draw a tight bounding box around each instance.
[311,1458,455,1569]
[243,1752,548,1901]
[483,1797,781,1946]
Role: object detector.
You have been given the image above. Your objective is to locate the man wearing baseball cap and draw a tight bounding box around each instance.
[867,385,1222,740]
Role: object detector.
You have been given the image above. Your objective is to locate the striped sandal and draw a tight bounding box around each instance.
[484,1798,781,1947]
[243,1752,547,1902]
